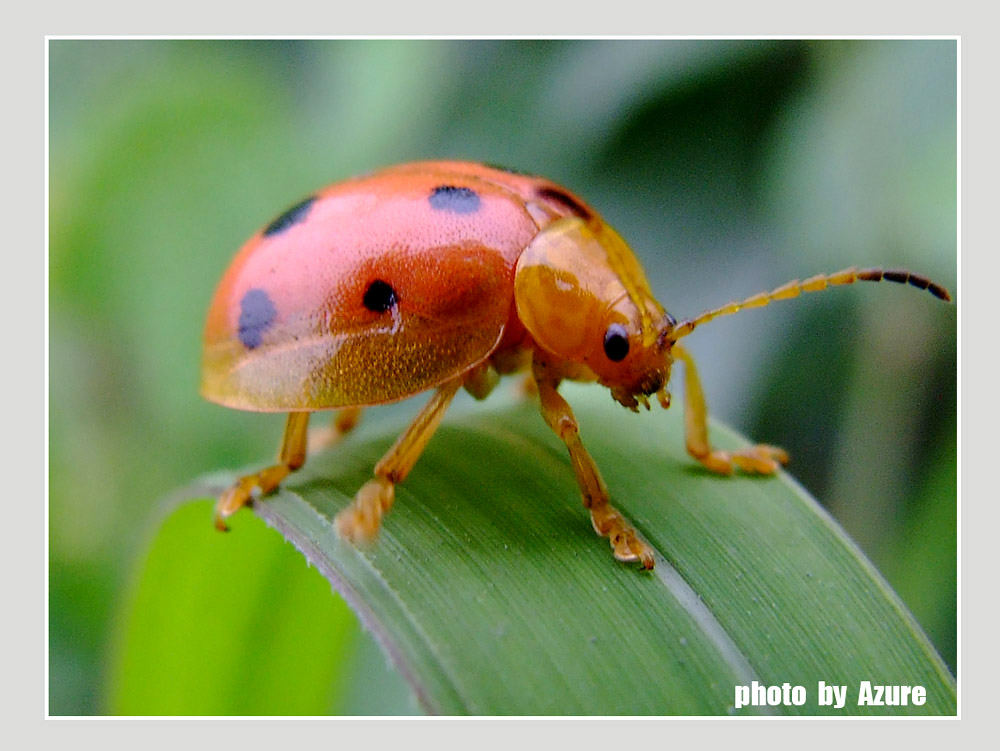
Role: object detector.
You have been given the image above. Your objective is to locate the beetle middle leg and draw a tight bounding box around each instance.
[215,411,311,531]
[533,359,655,569]
[308,406,364,455]
[335,378,463,543]
[672,343,789,474]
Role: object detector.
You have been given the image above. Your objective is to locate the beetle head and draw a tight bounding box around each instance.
[514,217,677,411]
[514,219,955,415]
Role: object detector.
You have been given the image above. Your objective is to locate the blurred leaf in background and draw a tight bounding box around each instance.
[48,39,956,715]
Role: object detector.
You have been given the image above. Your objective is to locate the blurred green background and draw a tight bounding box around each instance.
[48,39,956,715]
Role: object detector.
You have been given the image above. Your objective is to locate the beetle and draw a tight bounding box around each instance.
[202,160,952,569]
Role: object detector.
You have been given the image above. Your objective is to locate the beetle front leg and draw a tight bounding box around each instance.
[533,359,654,569]
[672,344,789,474]
[215,411,311,530]
[335,378,463,543]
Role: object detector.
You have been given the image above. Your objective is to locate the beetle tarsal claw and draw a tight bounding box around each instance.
[214,487,243,530]
[590,504,655,569]
[214,464,293,530]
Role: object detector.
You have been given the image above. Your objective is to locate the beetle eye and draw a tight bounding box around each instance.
[603,324,630,362]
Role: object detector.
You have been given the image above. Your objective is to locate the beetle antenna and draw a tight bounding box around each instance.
[667,267,952,342]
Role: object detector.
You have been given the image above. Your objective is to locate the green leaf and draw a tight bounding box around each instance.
[107,498,362,715]
[111,384,955,715]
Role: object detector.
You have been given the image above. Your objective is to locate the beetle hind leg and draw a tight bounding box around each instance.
[215,411,311,530]
[335,378,463,543]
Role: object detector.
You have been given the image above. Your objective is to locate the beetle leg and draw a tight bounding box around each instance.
[308,407,363,455]
[519,373,539,398]
[533,359,655,569]
[214,411,311,531]
[672,344,789,474]
[463,362,500,400]
[336,378,463,543]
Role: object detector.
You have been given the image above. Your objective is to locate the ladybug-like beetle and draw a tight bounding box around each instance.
[202,160,951,569]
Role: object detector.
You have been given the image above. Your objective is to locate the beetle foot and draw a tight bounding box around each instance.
[214,465,291,530]
[695,444,789,475]
[590,504,655,570]
[215,480,254,531]
[335,476,395,543]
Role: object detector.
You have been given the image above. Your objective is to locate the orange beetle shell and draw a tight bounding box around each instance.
[201,161,595,411]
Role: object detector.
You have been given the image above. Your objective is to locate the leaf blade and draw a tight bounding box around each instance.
[115,384,955,715]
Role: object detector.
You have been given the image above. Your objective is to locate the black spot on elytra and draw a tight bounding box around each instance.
[363,280,398,313]
[262,195,316,236]
[238,288,277,349]
[536,185,593,220]
[429,185,480,214]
